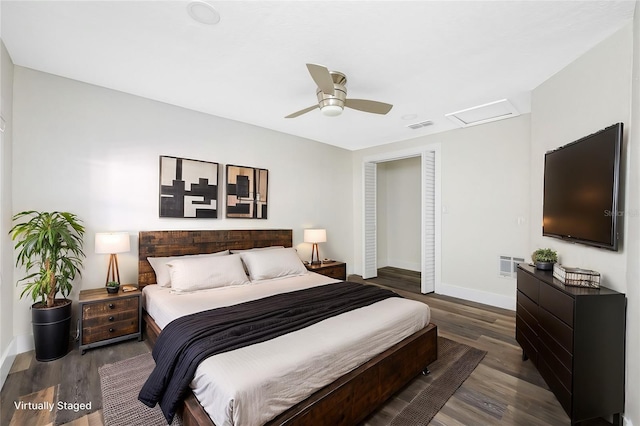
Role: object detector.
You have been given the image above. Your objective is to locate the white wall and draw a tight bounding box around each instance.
[530,24,632,292]
[0,37,15,386]
[530,21,636,426]
[11,67,354,341]
[625,4,640,425]
[353,114,531,309]
[376,157,421,271]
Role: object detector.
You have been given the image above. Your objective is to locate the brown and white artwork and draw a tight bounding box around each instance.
[226,165,268,219]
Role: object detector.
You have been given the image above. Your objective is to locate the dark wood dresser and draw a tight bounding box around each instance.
[516,264,625,425]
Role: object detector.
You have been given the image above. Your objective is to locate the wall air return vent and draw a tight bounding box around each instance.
[407,120,434,130]
[499,255,525,278]
[446,99,519,128]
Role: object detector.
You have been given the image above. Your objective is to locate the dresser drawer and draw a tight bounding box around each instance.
[516,313,539,366]
[516,327,538,366]
[538,306,573,353]
[82,317,139,345]
[538,325,573,371]
[517,269,539,303]
[539,357,572,416]
[82,308,138,328]
[82,297,139,320]
[517,291,538,322]
[540,282,574,327]
[538,338,572,393]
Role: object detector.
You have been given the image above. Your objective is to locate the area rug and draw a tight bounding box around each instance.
[99,353,182,426]
[389,336,487,425]
[99,337,485,426]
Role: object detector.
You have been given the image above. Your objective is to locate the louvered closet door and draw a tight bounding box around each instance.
[422,151,436,293]
[363,162,377,279]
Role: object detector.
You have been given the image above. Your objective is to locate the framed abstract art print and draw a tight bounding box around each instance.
[226,164,268,219]
[159,156,219,218]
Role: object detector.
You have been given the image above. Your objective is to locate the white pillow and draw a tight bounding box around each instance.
[167,253,249,293]
[147,250,229,287]
[240,247,308,281]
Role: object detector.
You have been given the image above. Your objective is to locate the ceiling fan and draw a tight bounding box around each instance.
[285,64,393,118]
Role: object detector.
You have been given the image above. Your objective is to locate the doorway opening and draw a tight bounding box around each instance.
[362,147,440,293]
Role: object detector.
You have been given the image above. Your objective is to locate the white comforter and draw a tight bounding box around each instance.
[143,273,431,426]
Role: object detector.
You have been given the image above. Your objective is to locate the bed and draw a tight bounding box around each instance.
[138,229,438,426]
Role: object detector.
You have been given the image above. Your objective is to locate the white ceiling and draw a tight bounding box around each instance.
[1,1,636,150]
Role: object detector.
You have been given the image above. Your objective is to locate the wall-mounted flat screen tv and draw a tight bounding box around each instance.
[543,123,623,251]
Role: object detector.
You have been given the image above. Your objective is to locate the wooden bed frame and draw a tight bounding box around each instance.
[138,229,438,426]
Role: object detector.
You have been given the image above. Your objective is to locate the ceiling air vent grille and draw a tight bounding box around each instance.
[407,120,434,130]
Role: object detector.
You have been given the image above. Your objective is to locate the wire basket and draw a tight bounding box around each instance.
[553,264,600,288]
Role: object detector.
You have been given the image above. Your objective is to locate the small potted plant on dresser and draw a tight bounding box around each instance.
[10,211,85,361]
[106,281,120,294]
[531,248,558,271]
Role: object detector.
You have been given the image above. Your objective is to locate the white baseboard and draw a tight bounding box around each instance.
[437,282,516,311]
[386,259,421,272]
[0,338,17,390]
[15,333,34,354]
[0,333,34,390]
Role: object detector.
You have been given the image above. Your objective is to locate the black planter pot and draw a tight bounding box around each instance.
[31,299,72,361]
[535,261,555,271]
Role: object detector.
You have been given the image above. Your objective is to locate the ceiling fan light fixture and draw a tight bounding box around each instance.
[285,63,392,119]
[321,105,343,117]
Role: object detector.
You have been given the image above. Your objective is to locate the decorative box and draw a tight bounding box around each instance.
[553,264,600,288]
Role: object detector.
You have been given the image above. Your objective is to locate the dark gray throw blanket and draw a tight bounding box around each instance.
[138,281,399,424]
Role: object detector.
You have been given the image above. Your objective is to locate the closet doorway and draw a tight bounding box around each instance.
[362,147,440,294]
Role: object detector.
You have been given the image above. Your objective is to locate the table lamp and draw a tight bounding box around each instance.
[95,232,130,285]
[304,228,326,265]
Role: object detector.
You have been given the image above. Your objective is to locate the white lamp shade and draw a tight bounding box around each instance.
[95,232,130,254]
[304,229,327,243]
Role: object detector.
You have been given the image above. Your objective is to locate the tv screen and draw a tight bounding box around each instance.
[542,123,623,251]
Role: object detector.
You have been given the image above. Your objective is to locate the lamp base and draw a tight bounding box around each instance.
[310,243,321,265]
[105,253,121,285]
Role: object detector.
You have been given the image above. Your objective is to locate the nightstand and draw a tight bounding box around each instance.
[78,287,142,354]
[306,261,346,281]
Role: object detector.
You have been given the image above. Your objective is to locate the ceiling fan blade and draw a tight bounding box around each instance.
[345,99,393,115]
[306,63,335,95]
[285,105,318,119]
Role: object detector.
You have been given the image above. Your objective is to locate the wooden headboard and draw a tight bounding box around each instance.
[138,229,293,288]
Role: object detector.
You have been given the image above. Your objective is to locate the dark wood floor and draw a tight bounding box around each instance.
[1,267,612,425]
[357,267,611,426]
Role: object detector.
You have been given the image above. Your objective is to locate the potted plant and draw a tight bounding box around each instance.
[106,281,120,294]
[531,248,558,271]
[10,211,85,361]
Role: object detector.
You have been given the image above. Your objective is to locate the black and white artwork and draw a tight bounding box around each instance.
[226,164,268,219]
[159,156,219,218]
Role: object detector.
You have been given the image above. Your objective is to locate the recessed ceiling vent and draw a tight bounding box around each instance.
[446,99,519,128]
[407,120,434,130]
